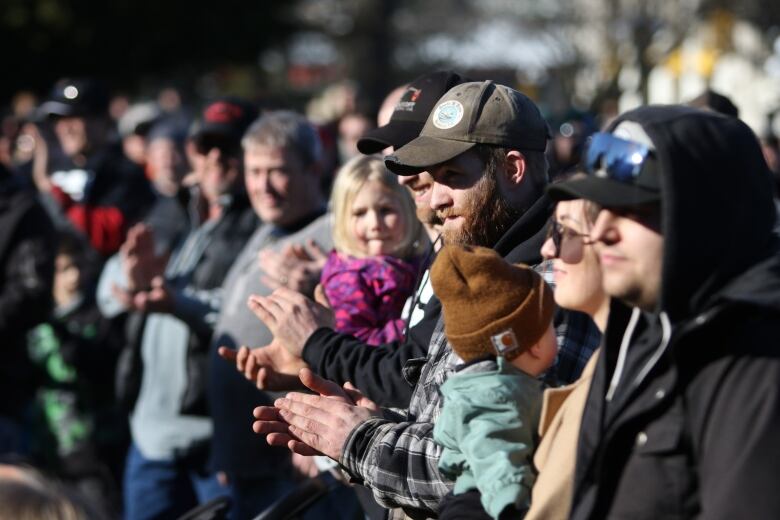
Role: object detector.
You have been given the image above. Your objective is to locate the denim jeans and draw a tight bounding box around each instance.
[124,442,227,520]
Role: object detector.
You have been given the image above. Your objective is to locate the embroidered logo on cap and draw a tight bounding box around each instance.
[432,100,464,130]
[204,102,244,124]
[491,329,520,357]
[396,87,422,112]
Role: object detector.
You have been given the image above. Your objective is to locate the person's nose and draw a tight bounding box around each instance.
[367,209,383,231]
[429,182,451,211]
[541,235,557,260]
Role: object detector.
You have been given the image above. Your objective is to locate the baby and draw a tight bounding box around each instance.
[431,245,557,519]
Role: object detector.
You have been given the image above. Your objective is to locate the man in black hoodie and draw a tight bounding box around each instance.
[549,105,780,519]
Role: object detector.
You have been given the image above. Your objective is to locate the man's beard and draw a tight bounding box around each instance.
[437,172,521,248]
[416,205,443,228]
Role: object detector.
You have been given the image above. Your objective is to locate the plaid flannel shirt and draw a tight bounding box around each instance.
[339,260,601,518]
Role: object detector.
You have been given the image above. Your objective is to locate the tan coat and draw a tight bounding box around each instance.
[525,350,599,520]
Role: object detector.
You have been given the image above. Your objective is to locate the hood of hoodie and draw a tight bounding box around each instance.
[607,106,778,322]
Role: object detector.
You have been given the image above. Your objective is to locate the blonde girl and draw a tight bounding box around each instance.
[322,154,428,345]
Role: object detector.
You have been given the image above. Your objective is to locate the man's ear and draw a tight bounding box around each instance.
[504,150,527,187]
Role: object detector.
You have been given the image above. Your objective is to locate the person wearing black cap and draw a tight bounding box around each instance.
[360,71,467,244]
[30,78,155,258]
[247,81,600,518]
[548,106,780,519]
[117,97,259,520]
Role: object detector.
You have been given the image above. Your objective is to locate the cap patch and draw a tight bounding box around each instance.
[204,101,244,124]
[396,87,422,112]
[432,100,464,130]
[491,329,520,357]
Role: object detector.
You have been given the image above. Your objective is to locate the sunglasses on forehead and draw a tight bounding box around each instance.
[584,132,650,182]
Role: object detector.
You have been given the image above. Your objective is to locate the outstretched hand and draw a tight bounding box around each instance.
[121,224,166,292]
[252,368,380,460]
[247,288,335,359]
[217,341,308,391]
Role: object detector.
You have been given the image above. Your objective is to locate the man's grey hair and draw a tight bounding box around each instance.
[242,110,322,167]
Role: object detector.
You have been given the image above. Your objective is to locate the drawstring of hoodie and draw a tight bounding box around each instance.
[606,309,673,401]
[634,311,672,387]
[606,307,640,401]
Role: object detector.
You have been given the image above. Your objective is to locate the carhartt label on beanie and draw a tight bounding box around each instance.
[430,245,555,362]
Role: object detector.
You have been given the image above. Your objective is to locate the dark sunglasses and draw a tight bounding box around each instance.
[584,132,650,182]
[547,220,593,258]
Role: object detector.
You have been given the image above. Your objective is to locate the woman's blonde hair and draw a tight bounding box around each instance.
[330,154,427,259]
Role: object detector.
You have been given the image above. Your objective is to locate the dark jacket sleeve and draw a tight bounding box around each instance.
[687,318,780,519]
[301,297,441,408]
[0,202,55,337]
[439,490,521,520]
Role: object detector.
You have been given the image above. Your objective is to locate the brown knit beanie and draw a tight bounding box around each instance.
[430,244,555,362]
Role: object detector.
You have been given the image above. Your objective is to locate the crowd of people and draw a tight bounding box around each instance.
[1,67,779,520]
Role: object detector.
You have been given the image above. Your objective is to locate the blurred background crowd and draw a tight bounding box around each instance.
[3,0,780,184]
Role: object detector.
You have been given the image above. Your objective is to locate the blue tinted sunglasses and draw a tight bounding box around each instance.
[584,132,650,182]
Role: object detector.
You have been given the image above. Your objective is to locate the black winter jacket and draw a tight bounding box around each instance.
[0,170,56,418]
[571,106,780,519]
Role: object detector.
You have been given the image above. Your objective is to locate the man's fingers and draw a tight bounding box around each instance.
[343,382,380,412]
[247,295,282,325]
[313,284,331,309]
[256,366,274,390]
[252,419,290,435]
[306,240,328,261]
[257,366,308,392]
[287,425,329,457]
[236,346,250,372]
[253,406,281,420]
[276,395,348,428]
[342,385,365,407]
[270,286,308,304]
[288,440,322,457]
[289,243,307,260]
[266,432,296,447]
[298,368,346,399]
[259,275,281,291]
[244,353,258,380]
[217,346,237,362]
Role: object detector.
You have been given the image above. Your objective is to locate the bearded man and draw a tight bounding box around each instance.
[228,81,600,519]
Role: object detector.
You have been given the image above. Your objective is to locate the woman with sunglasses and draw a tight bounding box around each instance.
[525,181,609,520]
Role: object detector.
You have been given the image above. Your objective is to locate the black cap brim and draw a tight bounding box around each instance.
[385,136,476,175]
[547,177,661,207]
[357,120,424,155]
